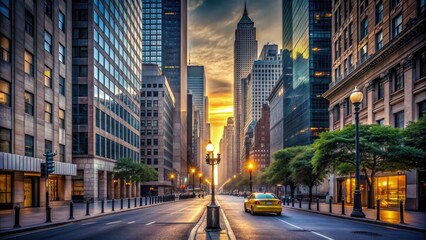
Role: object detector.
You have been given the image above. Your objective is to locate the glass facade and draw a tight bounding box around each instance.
[142,0,162,68]
[283,0,331,147]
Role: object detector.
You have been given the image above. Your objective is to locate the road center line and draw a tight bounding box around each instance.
[277,218,335,240]
[127,221,136,224]
[170,206,191,214]
[81,222,96,226]
[146,221,156,225]
[106,221,121,225]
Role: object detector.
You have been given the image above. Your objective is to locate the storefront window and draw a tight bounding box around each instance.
[49,177,58,201]
[375,175,406,208]
[0,173,12,209]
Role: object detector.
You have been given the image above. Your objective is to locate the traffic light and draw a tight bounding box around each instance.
[41,163,47,178]
[46,152,55,174]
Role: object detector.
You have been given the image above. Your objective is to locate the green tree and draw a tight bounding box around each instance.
[269,147,299,198]
[114,158,158,183]
[313,124,423,208]
[290,145,325,201]
[403,116,426,169]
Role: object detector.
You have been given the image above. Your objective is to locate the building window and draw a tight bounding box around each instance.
[59,144,65,162]
[44,31,52,53]
[334,41,339,60]
[394,66,404,91]
[376,31,383,51]
[419,100,426,118]
[59,109,65,129]
[59,44,65,63]
[345,98,352,116]
[0,127,11,153]
[24,92,34,115]
[349,23,353,45]
[45,102,52,123]
[59,76,65,95]
[0,34,10,63]
[361,44,368,62]
[72,65,88,77]
[72,132,88,154]
[392,0,401,9]
[59,11,65,31]
[420,0,426,14]
[392,14,403,38]
[333,105,340,123]
[44,66,52,88]
[376,119,385,126]
[45,140,52,153]
[25,10,34,36]
[24,51,34,76]
[0,0,10,18]
[45,0,52,18]
[72,28,88,39]
[377,79,384,100]
[376,2,383,24]
[360,18,368,39]
[25,135,34,157]
[394,111,404,128]
[420,49,426,79]
[0,79,11,107]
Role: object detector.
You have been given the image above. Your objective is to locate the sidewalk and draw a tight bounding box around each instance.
[284,200,426,231]
[191,203,235,240]
[0,196,175,235]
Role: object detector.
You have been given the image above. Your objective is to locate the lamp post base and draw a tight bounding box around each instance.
[206,204,221,231]
[350,190,365,218]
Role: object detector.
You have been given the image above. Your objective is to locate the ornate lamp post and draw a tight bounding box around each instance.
[248,163,253,193]
[191,168,196,196]
[350,86,366,218]
[170,174,175,195]
[205,140,221,231]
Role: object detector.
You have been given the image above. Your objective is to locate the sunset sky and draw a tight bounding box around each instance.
[188,0,282,149]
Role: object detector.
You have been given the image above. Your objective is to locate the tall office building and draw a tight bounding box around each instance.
[0,0,76,209]
[282,0,332,147]
[234,3,257,173]
[219,117,235,185]
[71,0,142,201]
[187,65,206,170]
[250,104,270,170]
[268,76,284,159]
[140,64,175,196]
[324,0,425,210]
[142,0,188,183]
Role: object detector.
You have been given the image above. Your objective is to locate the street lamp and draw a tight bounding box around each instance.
[248,163,254,193]
[350,86,366,218]
[205,140,221,231]
[199,173,203,190]
[191,168,196,196]
[170,174,175,195]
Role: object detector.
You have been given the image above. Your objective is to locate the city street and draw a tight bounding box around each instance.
[2,198,209,240]
[217,195,426,240]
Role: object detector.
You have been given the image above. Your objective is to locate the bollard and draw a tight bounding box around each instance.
[112,199,115,211]
[140,197,142,206]
[69,201,74,220]
[299,198,302,208]
[376,199,380,220]
[101,199,104,213]
[13,206,21,228]
[316,198,320,211]
[120,198,123,210]
[149,196,152,205]
[128,198,131,209]
[329,196,333,213]
[341,199,345,215]
[134,197,137,207]
[292,198,294,207]
[145,197,147,205]
[308,198,311,210]
[400,200,404,224]
[85,200,90,216]
[46,206,52,223]
[287,198,290,206]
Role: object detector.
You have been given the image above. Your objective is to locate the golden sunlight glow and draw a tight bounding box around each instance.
[191,168,195,174]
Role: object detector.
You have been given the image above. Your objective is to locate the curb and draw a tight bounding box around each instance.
[188,207,208,240]
[220,208,236,240]
[284,206,426,233]
[0,199,187,237]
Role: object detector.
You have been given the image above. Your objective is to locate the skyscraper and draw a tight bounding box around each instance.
[234,2,257,173]
[219,117,235,185]
[142,0,188,183]
[187,65,206,170]
[71,0,142,201]
[0,0,76,209]
[282,0,332,147]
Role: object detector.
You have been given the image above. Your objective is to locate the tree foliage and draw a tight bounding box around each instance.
[114,158,158,183]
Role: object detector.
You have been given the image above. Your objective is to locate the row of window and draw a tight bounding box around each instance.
[95,134,139,161]
[141,138,158,146]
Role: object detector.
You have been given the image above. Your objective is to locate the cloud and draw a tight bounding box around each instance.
[189,0,205,11]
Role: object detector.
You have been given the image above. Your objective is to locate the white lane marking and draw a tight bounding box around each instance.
[311,231,335,240]
[146,221,155,225]
[127,221,136,224]
[277,218,335,240]
[106,221,122,225]
[170,206,191,214]
[277,219,303,229]
[81,222,96,226]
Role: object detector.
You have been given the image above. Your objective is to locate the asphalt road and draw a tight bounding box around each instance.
[3,198,209,240]
[218,195,426,240]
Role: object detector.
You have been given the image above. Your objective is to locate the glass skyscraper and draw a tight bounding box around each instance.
[282,0,331,147]
[72,0,142,201]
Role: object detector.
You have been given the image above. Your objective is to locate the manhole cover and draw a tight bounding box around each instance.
[352,231,381,237]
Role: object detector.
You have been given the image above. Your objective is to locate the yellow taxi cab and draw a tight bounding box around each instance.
[244,192,282,216]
